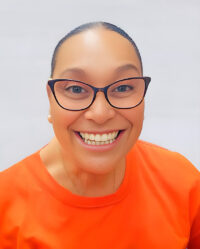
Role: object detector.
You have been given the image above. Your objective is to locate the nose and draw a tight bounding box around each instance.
[84,91,116,124]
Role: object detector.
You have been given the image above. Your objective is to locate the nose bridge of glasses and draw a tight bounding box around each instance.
[91,86,110,107]
[95,84,109,93]
[97,87,106,93]
[92,85,108,97]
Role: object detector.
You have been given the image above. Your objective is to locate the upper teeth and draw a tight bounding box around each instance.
[80,131,119,142]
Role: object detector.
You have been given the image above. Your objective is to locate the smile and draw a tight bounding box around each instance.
[78,131,121,145]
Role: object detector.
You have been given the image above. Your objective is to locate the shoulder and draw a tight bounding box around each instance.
[0,151,43,238]
[136,140,198,170]
[133,141,200,247]
[129,140,200,186]
[0,152,36,179]
[0,151,40,199]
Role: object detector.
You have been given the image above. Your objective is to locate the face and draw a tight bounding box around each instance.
[47,28,144,174]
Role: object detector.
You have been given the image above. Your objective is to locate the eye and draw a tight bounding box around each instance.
[113,85,133,92]
[66,85,86,94]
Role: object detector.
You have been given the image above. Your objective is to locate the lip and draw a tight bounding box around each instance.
[74,130,125,151]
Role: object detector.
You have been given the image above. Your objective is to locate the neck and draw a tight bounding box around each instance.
[40,137,126,197]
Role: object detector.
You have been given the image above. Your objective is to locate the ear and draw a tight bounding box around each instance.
[46,82,53,123]
[46,84,52,99]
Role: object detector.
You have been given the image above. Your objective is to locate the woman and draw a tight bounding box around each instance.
[0,22,199,249]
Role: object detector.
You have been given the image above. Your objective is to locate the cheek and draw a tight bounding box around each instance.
[50,107,82,151]
[50,103,80,133]
[126,103,145,151]
[121,102,144,133]
[116,103,144,154]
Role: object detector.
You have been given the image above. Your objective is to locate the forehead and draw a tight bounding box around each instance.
[53,28,141,78]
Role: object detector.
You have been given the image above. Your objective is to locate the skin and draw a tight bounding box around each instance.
[40,27,144,197]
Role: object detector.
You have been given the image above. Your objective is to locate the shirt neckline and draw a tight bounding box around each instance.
[27,149,134,208]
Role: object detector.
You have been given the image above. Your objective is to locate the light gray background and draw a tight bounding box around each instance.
[0,0,199,170]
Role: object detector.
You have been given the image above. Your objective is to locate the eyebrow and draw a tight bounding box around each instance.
[60,67,86,77]
[114,63,139,74]
[60,63,139,77]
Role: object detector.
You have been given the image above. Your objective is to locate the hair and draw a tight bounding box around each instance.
[50,21,143,77]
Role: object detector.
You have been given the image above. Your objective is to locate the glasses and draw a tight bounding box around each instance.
[47,77,151,111]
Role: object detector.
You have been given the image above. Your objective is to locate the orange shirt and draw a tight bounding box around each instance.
[0,140,200,249]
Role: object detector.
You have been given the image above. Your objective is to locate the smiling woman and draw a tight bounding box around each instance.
[0,22,200,249]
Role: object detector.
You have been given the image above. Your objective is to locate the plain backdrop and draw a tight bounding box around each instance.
[0,0,199,170]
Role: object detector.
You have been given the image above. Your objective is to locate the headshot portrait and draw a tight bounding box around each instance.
[0,1,199,249]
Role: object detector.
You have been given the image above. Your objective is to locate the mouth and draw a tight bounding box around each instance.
[77,130,123,146]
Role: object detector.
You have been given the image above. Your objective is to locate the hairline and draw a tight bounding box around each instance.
[50,22,143,77]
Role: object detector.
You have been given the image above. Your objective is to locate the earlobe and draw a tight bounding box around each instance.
[48,114,52,123]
